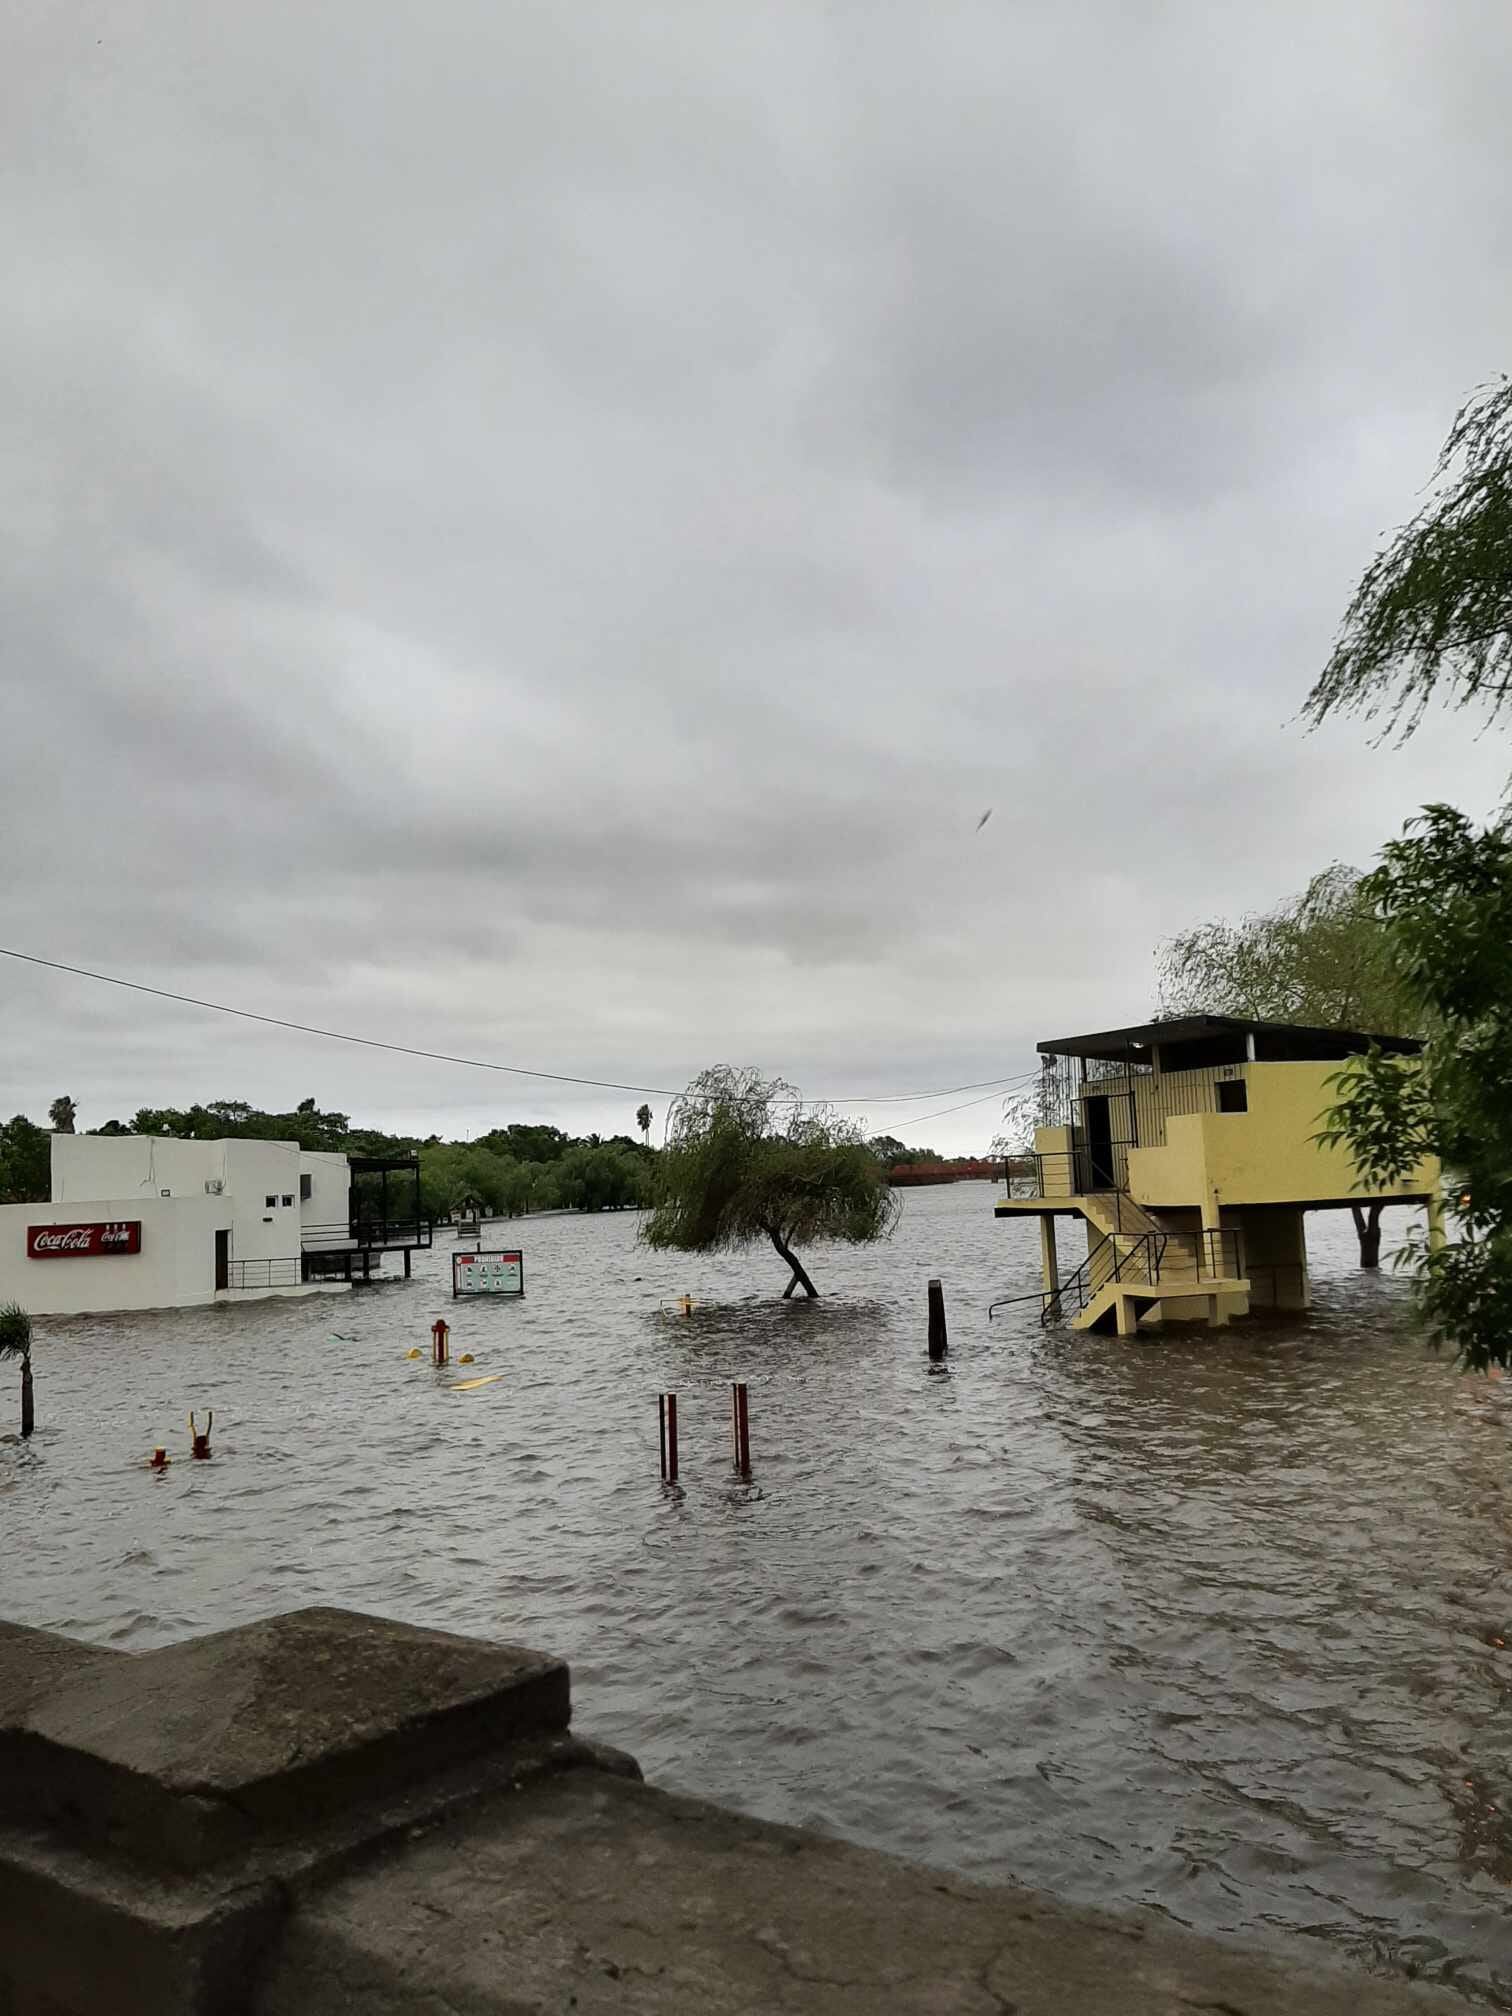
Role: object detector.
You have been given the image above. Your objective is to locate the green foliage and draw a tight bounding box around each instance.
[0,1116,51,1205]
[122,1100,352,1151]
[1157,864,1417,1032]
[1306,378,1512,739]
[642,1067,898,1295]
[1317,807,1512,1369]
[636,1103,653,1145]
[48,1096,76,1134]
[866,1134,944,1170]
[0,1301,32,1364]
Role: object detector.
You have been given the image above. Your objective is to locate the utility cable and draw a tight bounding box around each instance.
[0,945,1037,1108]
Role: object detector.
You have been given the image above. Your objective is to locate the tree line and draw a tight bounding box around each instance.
[0,1099,653,1216]
[0,1073,913,1299]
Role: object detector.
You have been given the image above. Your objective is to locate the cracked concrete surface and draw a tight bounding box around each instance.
[258,1769,1462,2015]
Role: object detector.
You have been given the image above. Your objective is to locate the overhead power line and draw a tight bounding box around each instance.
[0,946,1037,1109]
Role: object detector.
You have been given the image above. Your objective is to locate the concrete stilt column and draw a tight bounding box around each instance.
[1039,1217,1061,1297]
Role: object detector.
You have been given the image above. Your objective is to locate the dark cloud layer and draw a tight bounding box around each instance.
[5,2,1512,1150]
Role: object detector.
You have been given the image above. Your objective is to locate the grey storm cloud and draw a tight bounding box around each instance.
[5,0,1512,1149]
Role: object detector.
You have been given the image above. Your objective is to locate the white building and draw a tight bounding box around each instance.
[0,1135,428,1316]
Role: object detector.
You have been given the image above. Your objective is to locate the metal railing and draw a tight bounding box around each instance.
[1019,1143,1139,1200]
[224,1257,301,1290]
[1037,1226,1244,1327]
[301,1218,434,1252]
[1041,1231,1166,1326]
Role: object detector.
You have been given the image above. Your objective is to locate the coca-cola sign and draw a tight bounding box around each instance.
[27,1221,142,1260]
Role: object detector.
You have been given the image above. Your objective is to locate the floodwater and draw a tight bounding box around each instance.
[4,1184,1512,2005]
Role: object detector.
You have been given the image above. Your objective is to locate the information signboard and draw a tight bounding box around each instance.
[452,1250,524,1298]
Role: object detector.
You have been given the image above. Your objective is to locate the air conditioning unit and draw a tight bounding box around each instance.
[204,1180,225,1195]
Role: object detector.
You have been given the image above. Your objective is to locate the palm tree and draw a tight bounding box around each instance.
[0,1303,34,1438]
[48,1095,76,1134]
[636,1103,653,1149]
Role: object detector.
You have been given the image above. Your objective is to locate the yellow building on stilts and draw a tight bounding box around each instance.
[997,1015,1440,1335]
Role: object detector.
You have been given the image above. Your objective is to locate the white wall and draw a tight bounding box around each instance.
[300,1151,353,1251]
[49,1135,324,1270]
[0,1195,230,1315]
[52,1135,228,1202]
[222,1141,304,1265]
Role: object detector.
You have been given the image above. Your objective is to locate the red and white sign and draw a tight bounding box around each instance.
[27,1221,142,1260]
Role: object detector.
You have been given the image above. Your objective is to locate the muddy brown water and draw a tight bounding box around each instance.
[4,1184,1511,2005]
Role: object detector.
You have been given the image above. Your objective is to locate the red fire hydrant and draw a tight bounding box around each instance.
[431,1318,450,1367]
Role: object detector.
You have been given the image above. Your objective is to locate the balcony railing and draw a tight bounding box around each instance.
[301,1218,434,1253]
[225,1257,301,1290]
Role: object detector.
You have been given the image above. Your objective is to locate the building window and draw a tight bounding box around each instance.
[281,1194,294,1208]
[1217,1080,1248,1114]
[300,1174,313,1202]
[265,1194,277,1208]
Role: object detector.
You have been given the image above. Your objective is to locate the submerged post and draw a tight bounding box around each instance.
[730,1381,750,1476]
[927,1278,948,1362]
[658,1393,679,1483]
[431,1318,450,1367]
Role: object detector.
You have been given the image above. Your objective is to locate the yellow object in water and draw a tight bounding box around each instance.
[405,1347,422,1360]
[452,1373,504,1391]
[458,1353,475,1364]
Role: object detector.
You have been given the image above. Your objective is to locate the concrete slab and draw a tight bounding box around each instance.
[260,1767,1464,2016]
[0,1621,121,1727]
[0,1607,568,1871]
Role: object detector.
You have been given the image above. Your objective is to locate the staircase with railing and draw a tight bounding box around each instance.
[1042,1231,1165,1326]
[1038,1226,1245,1330]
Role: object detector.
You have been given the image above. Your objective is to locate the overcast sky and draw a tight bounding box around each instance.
[5,1,1511,1154]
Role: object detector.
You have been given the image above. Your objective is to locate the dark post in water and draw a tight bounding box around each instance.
[927,1278,948,1362]
[730,1381,751,1477]
[658,1392,679,1483]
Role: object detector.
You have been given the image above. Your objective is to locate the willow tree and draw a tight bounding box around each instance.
[1302,378,1512,1365]
[641,1067,898,1298]
[0,1302,34,1439]
[1306,377,1512,738]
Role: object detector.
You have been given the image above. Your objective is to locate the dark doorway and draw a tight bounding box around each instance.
[1085,1096,1116,1190]
[215,1230,229,1291]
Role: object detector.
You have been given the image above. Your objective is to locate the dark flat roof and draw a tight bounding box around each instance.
[1037,1013,1422,1062]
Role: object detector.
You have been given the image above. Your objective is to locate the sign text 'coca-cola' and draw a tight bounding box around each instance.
[27,1221,142,1260]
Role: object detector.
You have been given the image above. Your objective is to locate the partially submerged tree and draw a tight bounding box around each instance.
[641,1067,898,1298]
[1158,866,1420,1265]
[1156,864,1415,1035]
[0,1302,34,1439]
[1303,378,1512,1364]
[1314,808,1512,1366]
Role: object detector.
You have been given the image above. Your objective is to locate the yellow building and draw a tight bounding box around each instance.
[996,1014,1440,1334]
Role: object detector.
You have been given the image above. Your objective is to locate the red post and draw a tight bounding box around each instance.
[431,1318,450,1367]
[659,1393,678,1482]
[731,1382,750,1476]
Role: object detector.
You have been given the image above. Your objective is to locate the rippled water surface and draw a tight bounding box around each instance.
[5,1185,1512,2003]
